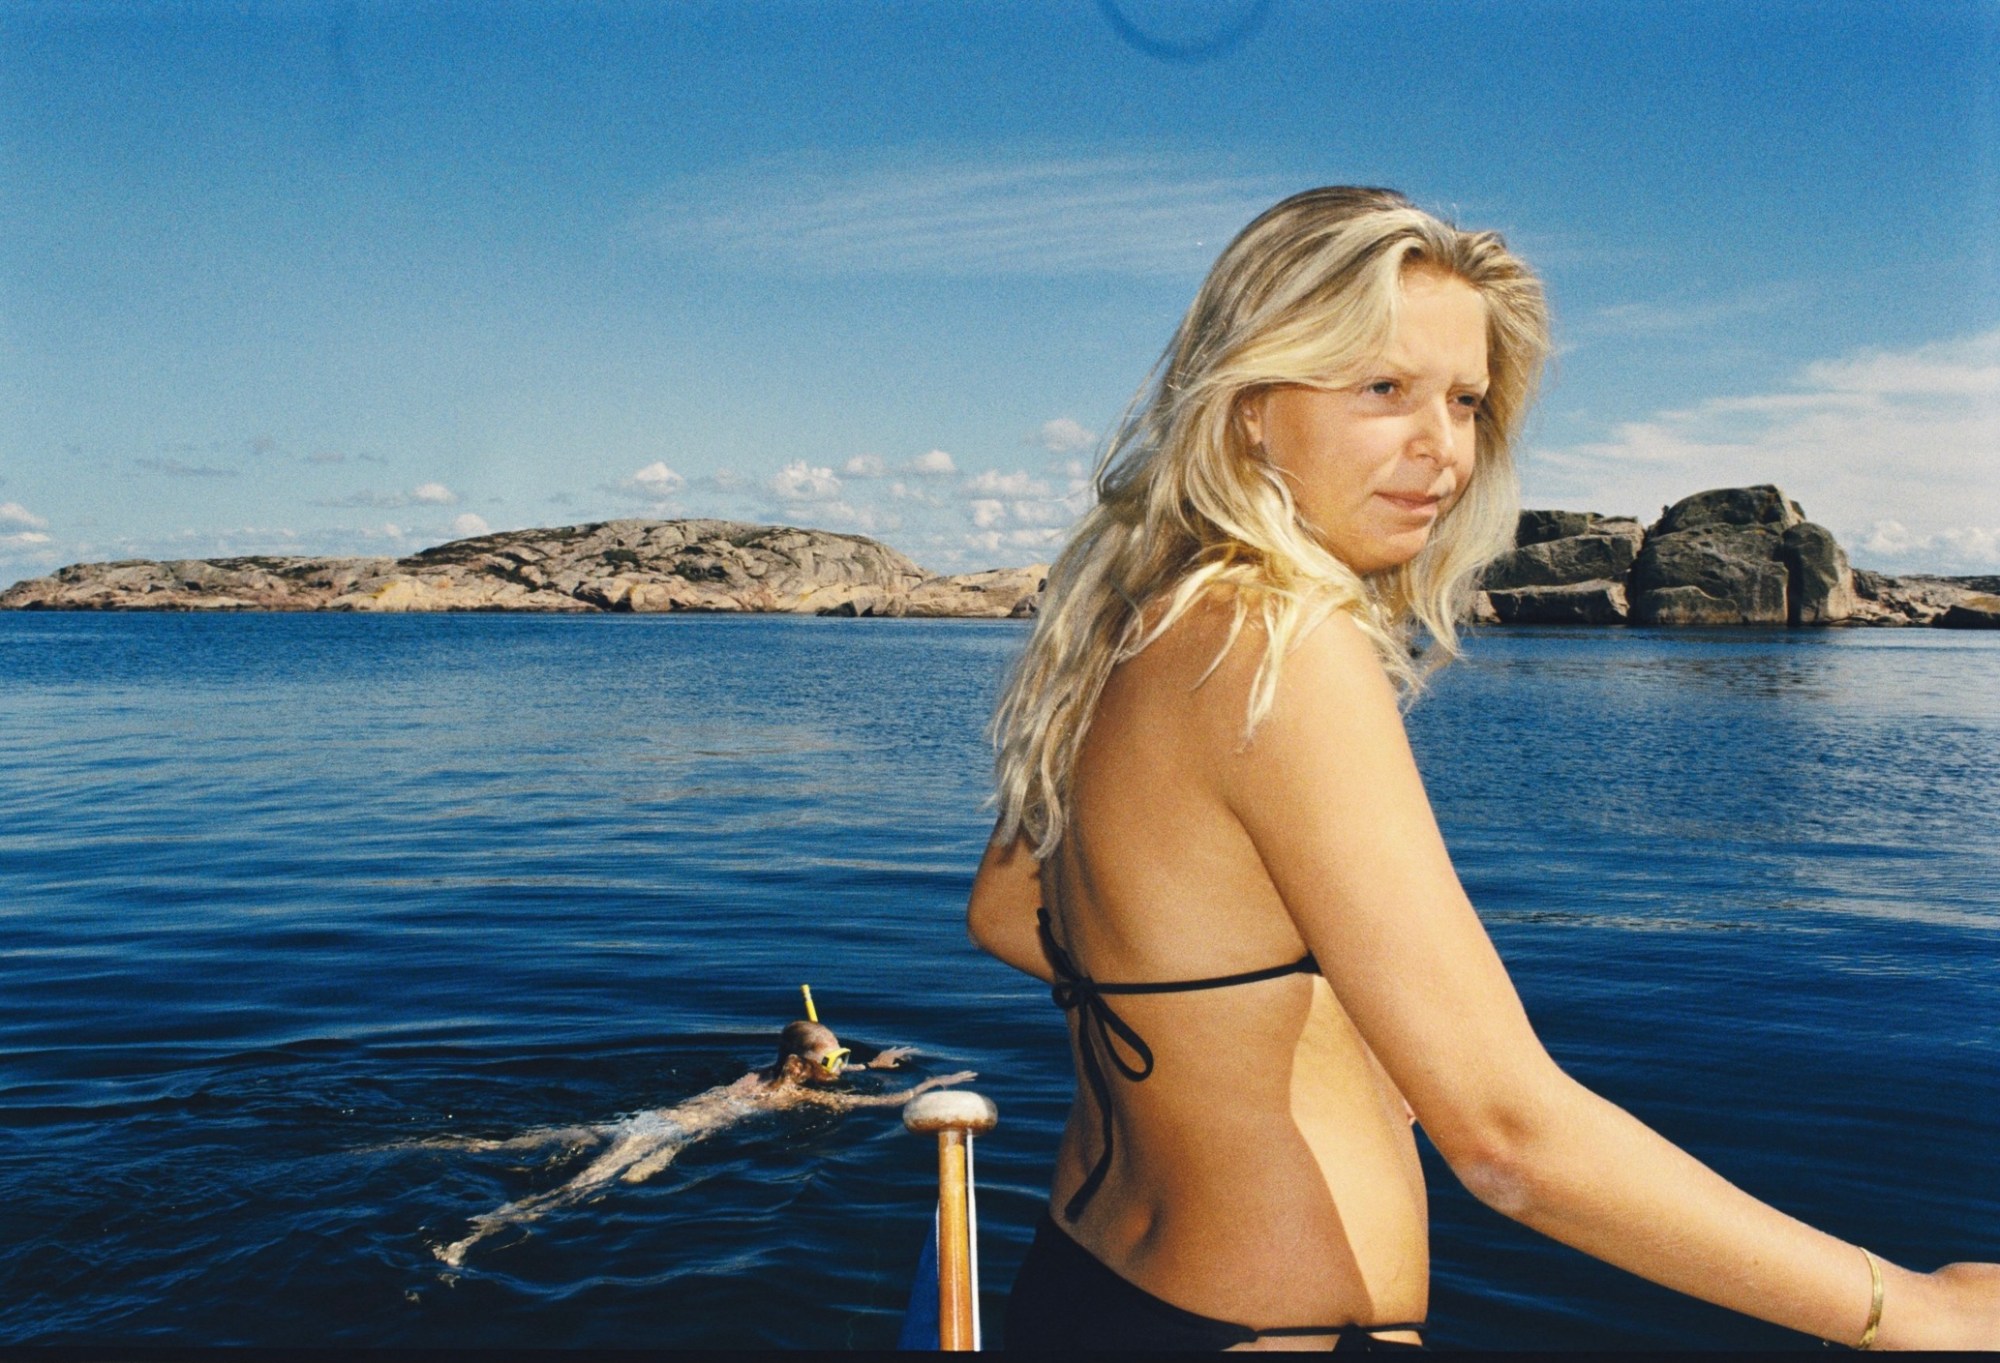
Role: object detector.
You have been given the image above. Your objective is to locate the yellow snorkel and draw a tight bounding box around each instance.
[799,984,850,1073]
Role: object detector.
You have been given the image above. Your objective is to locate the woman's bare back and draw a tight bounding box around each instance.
[1045,597,1428,1333]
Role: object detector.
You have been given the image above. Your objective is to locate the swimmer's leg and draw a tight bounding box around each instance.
[572,1116,688,1187]
[434,1118,688,1265]
[437,1193,546,1266]
[619,1142,683,1183]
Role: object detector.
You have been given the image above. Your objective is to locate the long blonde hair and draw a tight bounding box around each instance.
[991,186,1551,859]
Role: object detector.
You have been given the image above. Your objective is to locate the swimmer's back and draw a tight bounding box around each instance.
[1048,596,1429,1328]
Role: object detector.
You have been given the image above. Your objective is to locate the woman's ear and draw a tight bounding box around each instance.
[782,1054,809,1080]
[1235,389,1267,450]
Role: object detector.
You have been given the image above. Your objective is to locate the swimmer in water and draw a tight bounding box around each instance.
[426,1021,974,1267]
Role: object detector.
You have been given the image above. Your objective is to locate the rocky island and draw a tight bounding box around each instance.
[1471,485,1997,628]
[0,519,1047,618]
[2,486,1994,627]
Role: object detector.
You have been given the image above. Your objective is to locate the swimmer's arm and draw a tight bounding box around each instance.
[967,824,1056,984]
[796,1071,977,1111]
[412,1124,603,1152]
[865,1046,916,1069]
[1224,612,1994,1351]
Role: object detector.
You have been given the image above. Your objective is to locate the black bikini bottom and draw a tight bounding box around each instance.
[1003,1211,1425,1352]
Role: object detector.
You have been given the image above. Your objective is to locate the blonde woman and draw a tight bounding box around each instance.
[967,187,1999,1351]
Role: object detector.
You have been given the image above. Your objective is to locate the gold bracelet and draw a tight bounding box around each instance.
[1856,1246,1883,1350]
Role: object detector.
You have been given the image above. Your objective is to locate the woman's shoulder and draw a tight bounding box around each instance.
[1142,584,1383,676]
[1131,587,1396,738]
[1277,603,1399,693]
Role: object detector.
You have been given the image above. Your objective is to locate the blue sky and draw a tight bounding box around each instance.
[2,0,1995,585]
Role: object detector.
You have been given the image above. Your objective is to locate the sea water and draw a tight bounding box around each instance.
[0,612,1993,1349]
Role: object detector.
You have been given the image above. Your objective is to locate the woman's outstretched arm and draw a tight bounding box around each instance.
[1221,610,1999,1352]
[799,1072,978,1110]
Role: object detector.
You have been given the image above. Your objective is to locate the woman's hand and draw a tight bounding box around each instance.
[802,1070,979,1110]
[868,1046,917,1069]
[915,1070,977,1094]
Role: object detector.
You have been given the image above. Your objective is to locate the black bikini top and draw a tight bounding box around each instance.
[1037,905,1320,1223]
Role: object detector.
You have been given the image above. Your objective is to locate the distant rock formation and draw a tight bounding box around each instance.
[1851,573,2000,627]
[1476,484,1989,628]
[899,565,1048,619]
[1483,511,1643,625]
[1936,592,2000,629]
[0,519,1047,619]
[1627,486,1858,626]
[4,494,1989,629]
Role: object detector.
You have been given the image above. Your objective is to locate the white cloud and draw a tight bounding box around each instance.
[0,502,49,530]
[1859,520,2000,567]
[316,483,467,511]
[0,531,51,548]
[1008,499,1076,527]
[843,453,887,478]
[451,513,492,538]
[599,462,693,512]
[770,460,843,501]
[812,501,903,534]
[1803,340,2000,399]
[1034,417,1096,453]
[1529,327,2000,574]
[906,449,957,477]
[969,499,1007,528]
[631,461,687,493]
[965,468,1053,498]
[965,526,1067,556]
[631,152,1282,277]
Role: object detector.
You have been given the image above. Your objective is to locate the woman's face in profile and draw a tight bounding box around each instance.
[1238,269,1490,575]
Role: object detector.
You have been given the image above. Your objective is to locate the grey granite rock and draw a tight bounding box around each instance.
[1779,523,1857,624]
[1484,532,1641,591]
[900,566,1048,619]
[1847,571,1974,625]
[1649,484,1805,537]
[1514,510,1598,547]
[0,520,1048,620]
[1592,518,1646,557]
[0,555,398,610]
[1630,523,1790,625]
[1938,593,2000,629]
[1487,581,1629,625]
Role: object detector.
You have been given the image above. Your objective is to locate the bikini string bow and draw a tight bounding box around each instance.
[1037,907,1155,1223]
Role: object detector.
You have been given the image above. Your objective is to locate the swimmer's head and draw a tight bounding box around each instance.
[776,1020,851,1085]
